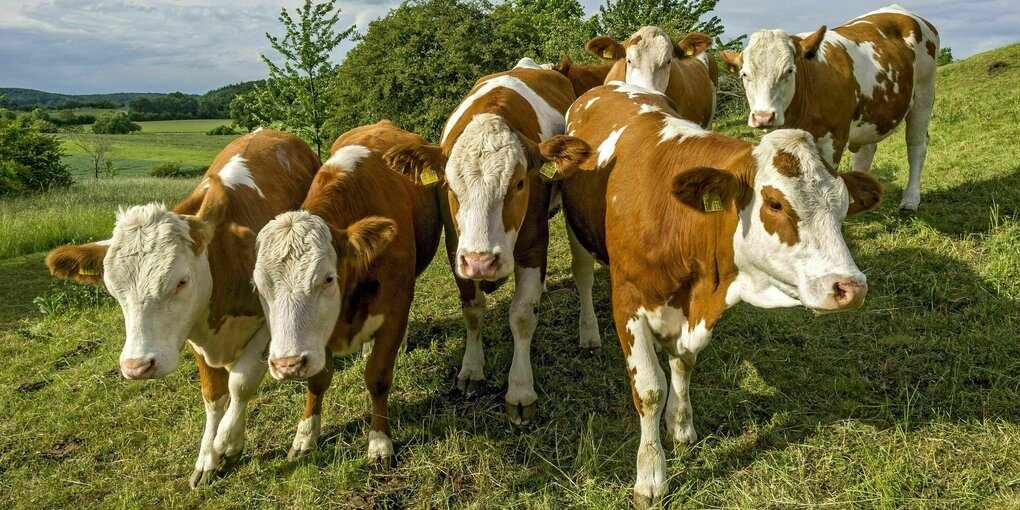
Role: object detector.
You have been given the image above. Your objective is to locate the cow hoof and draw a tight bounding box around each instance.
[455,376,484,396]
[287,444,315,460]
[633,492,660,509]
[189,468,215,489]
[368,452,395,469]
[584,346,602,356]
[506,401,537,425]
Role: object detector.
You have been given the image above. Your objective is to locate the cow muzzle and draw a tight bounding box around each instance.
[811,276,868,312]
[458,251,504,280]
[121,357,158,380]
[269,354,314,380]
[750,110,777,128]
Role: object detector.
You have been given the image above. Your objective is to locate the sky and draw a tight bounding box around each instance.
[0,0,1017,95]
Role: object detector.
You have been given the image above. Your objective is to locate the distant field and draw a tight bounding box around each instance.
[134,118,234,133]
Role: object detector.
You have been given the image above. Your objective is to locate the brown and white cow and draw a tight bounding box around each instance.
[585,27,718,127]
[252,120,443,466]
[547,55,614,98]
[560,83,883,507]
[383,59,591,424]
[719,4,938,210]
[45,129,320,487]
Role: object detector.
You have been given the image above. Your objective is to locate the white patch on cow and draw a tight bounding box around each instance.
[819,32,884,100]
[253,127,264,133]
[291,414,321,454]
[596,127,627,170]
[326,145,371,172]
[346,314,385,356]
[608,80,664,99]
[567,225,601,351]
[849,120,886,146]
[276,145,291,172]
[584,96,601,110]
[442,75,564,145]
[623,26,675,93]
[212,324,269,460]
[458,288,486,385]
[638,103,661,115]
[658,116,707,144]
[505,266,543,418]
[219,155,265,198]
[367,430,394,462]
[624,312,668,503]
[815,132,836,165]
[738,29,799,126]
[194,394,227,477]
[95,239,111,246]
[190,315,264,368]
[514,57,543,69]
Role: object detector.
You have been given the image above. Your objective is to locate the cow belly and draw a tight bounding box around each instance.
[849,119,896,149]
[191,315,264,368]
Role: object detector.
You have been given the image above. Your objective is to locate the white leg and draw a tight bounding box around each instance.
[852,143,878,173]
[625,316,668,507]
[456,284,486,393]
[664,352,698,447]
[191,393,226,486]
[212,324,269,464]
[567,224,601,352]
[505,265,543,425]
[901,84,935,211]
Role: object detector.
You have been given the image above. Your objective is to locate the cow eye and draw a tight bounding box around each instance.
[786,68,794,74]
[516,179,525,191]
[324,275,335,286]
[176,279,187,292]
[767,200,783,212]
[741,72,749,80]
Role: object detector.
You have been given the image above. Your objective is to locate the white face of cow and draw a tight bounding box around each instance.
[623,26,675,93]
[446,114,529,281]
[737,30,800,129]
[732,130,869,311]
[103,204,215,379]
[254,211,341,380]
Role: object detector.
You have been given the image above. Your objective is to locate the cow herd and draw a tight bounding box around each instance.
[44,4,938,507]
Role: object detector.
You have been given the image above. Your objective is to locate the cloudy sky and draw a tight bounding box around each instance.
[1,0,1016,95]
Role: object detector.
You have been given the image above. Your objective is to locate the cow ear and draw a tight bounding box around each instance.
[586,36,625,61]
[46,242,109,286]
[523,135,593,181]
[840,171,883,215]
[792,26,826,60]
[671,166,746,213]
[182,175,228,254]
[333,217,397,278]
[675,32,712,58]
[383,142,448,186]
[718,51,743,74]
[554,54,572,74]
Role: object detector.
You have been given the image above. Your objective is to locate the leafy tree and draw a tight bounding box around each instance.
[937,47,954,67]
[66,126,115,179]
[238,0,355,157]
[595,0,725,41]
[0,114,71,194]
[92,112,141,134]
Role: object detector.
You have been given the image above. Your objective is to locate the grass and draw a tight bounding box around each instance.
[1,45,1020,508]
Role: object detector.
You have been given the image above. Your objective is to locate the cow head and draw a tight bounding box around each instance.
[47,186,226,380]
[383,113,590,280]
[588,28,712,93]
[720,27,826,128]
[254,210,395,380]
[671,129,882,312]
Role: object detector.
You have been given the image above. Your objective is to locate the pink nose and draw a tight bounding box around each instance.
[121,358,157,379]
[831,278,867,309]
[751,111,776,128]
[269,355,309,380]
[459,252,501,279]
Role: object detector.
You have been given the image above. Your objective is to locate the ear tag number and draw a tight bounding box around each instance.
[602,49,614,59]
[703,192,723,212]
[420,166,439,185]
[79,268,100,276]
[540,162,557,179]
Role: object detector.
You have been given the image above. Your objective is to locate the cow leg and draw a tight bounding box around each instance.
[456,282,486,394]
[505,265,543,425]
[567,224,601,354]
[664,352,698,448]
[288,356,334,459]
[851,143,878,173]
[615,301,668,508]
[902,83,936,211]
[363,314,407,468]
[211,324,269,471]
[190,349,228,488]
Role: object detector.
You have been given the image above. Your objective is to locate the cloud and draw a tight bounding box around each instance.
[0,0,1016,94]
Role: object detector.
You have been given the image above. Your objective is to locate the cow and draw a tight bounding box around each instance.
[559,82,883,507]
[547,55,614,98]
[719,4,938,210]
[382,59,591,425]
[45,129,321,487]
[585,27,718,127]
[252,120,443,466]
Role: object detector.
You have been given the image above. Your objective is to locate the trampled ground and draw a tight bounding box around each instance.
[0,45,1018,508]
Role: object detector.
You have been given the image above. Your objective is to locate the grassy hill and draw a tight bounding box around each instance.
[0,44,1018,508]
[0,88,181,107]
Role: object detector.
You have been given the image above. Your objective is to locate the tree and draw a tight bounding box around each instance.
[0,114,71,195]
[66,126,115,179]
[241,0,355,157]
[595,0,725,42]
[937,47,954,67]
[92,112,141,134]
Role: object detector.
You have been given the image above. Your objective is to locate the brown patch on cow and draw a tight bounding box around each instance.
[501,165,531,233]
[676,32,712,58]
[45,242,108,286]
[772,150,801,177]
[760,186,800,246]
[925,40,937,59]
[628,366,644,416]
[553,55,613,97]
[840,171,884,215]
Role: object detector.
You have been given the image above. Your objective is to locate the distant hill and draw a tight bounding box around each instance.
[0,88,187,107]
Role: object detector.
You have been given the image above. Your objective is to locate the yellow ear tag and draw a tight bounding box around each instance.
[420,166,438,185]
[602,49,614,59]
[685,49,694,56]
[539,162,557,179]
[848,194,855,204]
[703,192,723,212]
[79,268,100,276]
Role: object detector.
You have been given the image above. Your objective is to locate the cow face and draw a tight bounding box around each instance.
[720,27,826,129]
[672,129,882,312]
[254,211,395,380]
[93,204,217,379]
[589,29,713,93]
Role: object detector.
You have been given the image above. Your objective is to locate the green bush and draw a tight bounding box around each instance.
[91,112,141,134]
[0,115,72,195]
[206,124,237,135]
[147,161,205,178]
